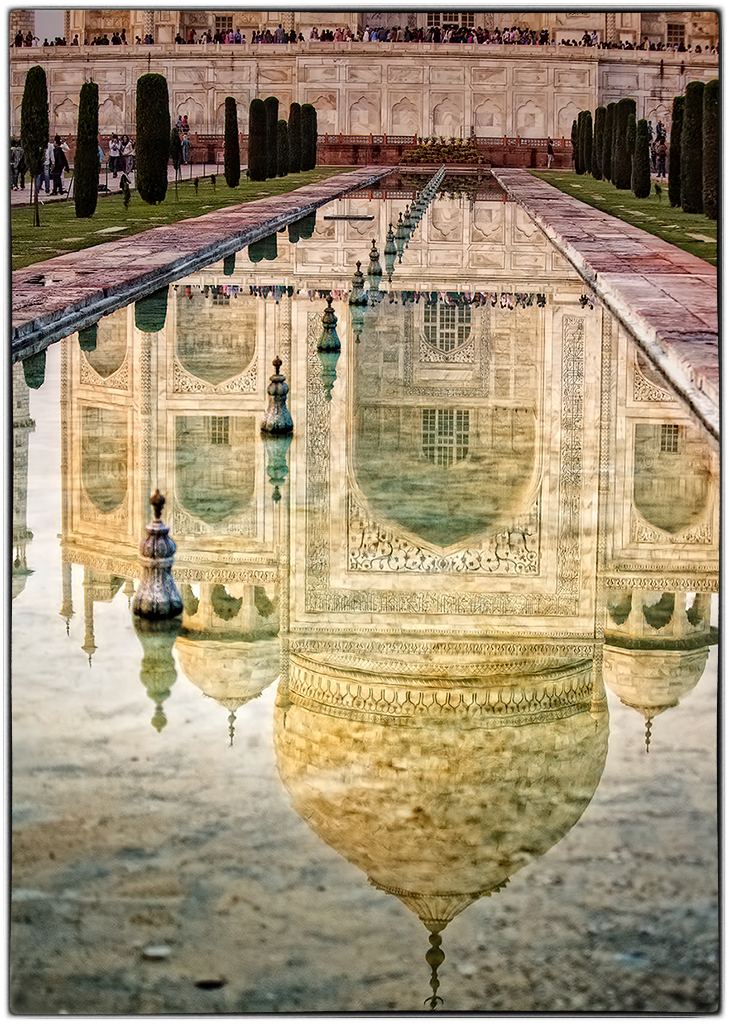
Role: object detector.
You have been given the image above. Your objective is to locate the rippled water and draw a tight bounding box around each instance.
[11,178,719,1013]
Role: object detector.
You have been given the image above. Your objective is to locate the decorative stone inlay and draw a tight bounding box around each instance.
[404,306,490,395]
[288,655,593,726]
[304,311,585,616]
[418,334,475,364]
[603,575,718,591]
[629,508,713,545]
[173,357,257,394]
[79,489,129,526]
[80,350,130,390]
[171,494,257,537]
[347,491,539,575]
[291,637,597,665]
[633,361,673,403]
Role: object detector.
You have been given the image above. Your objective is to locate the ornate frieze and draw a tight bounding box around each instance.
[633,361,673,403]
[630,507,712,545]
[173,357,257,393]
[80,351,130,391]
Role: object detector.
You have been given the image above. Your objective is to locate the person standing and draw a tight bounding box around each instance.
[656,139,667,179]
[50,135,69,194]
[11,139,24,189]
[108,133,120,177]
[37,137,54,193]
[119,134,133,173]
[546,137,554,168]
[181,132,190,164]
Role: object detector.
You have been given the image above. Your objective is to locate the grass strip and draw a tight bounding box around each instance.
[11,166,354,270]
[529,170,716,266]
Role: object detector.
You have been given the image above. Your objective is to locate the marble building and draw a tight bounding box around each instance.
[9,11,719,139]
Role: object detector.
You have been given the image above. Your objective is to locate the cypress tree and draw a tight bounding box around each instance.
[264,95,279,178]
[626,109,636,190]
[20,65,49,227]
[574,111,585,175]
[288,221,300,244]
[74,81,99,219]
[288,101,302,174]
[702,78,718,220]
[223,253,236,276]
[582,110,593,176]
[570,117,578,171]
[296,210,316,238]
[78,324,98,351]
[224,96,240,188]
[248,238,265,262]
[592,106,605,179]
[135,287,168,333]
[681,80,705,213]
[602,102,615,181]
[632,119,651,199]
[23,349,46,390]
[277,119,289,177]
[668,95,684,207]
[262,232,278,260]
[301,103,317,171]
[247,98,267,181]
[135,73,170,204]
[613,98,635,190]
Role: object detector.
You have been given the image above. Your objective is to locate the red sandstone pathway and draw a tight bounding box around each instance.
[493,168,718,439]
[12,165,393,359]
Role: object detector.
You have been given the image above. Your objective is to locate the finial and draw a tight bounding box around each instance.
[150,489,165,520]
[424,931,445,1011]
[131,492,183,620]
[261,357,294,435]
[228,711,236,747]
[645,716,653,753]
[318,295,341,351]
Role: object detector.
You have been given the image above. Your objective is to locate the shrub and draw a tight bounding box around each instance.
[632,119,651,199]
[74,81,99,218]
[626,110,636,189]
[135,73,170,204]
[23,349,46,389]
[301,103,317,171]
[602,102,615,181]
[277,118,289,176]
[668,95,684,207]
[570,117,578,170]
[224,96,240,188]
[592,106,605,179]
[288,102,302,174]
[702,78,718,220]
[613,98,635,190]
[247,98,267,180]
[681,80,705,213]
[20,65,49,226]
[264,96,279,178]
[78,324,98,352]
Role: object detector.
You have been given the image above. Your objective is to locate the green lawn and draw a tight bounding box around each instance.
[11,167,354,270]
[530,170,717,266]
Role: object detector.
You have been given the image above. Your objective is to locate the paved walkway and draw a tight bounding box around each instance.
[493,168,718,439]
[11,165,393,359]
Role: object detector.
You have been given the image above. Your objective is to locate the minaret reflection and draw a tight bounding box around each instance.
[12,362,35,601]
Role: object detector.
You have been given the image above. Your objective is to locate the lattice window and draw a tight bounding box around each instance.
[666,23,685,47]
[423,304,471,352]
[427,12,475,28]
[422,409,469,466]
[211,416,230,445]
[215,15,233,33]
[660,423,680,452]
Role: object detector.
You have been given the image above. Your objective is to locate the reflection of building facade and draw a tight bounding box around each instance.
[9,11,718,138]
[12,362,35,600]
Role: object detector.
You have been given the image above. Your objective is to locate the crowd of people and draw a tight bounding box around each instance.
[12,25,718,51]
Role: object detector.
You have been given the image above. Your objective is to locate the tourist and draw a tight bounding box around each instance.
[97,137,105,168]
[650,139,657,172]
[119,134,133,173]
[182,115,189,134]
[182,133,190,164]
[655,138,667,179]
[108,133,120,177]
[36,137,54,194]
[71,33,79,45]
[10,138,24,190]
[546,138,554,168]
[50,135,69,194]
[14,30,23,46]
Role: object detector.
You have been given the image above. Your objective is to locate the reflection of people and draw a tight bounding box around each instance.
[547,138,554,168]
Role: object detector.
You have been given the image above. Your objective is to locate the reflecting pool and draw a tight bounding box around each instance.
[11,177,719,1014]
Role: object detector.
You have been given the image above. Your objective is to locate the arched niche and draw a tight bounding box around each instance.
[175,291,256,385]
[633,422,712,535]
[391,96,418,136]
[85,307,128,378]
[175,415,255,524]
[81,405,127,513]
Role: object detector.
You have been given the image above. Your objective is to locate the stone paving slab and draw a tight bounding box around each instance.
[492,168,718,439]
[11,166,394,360]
